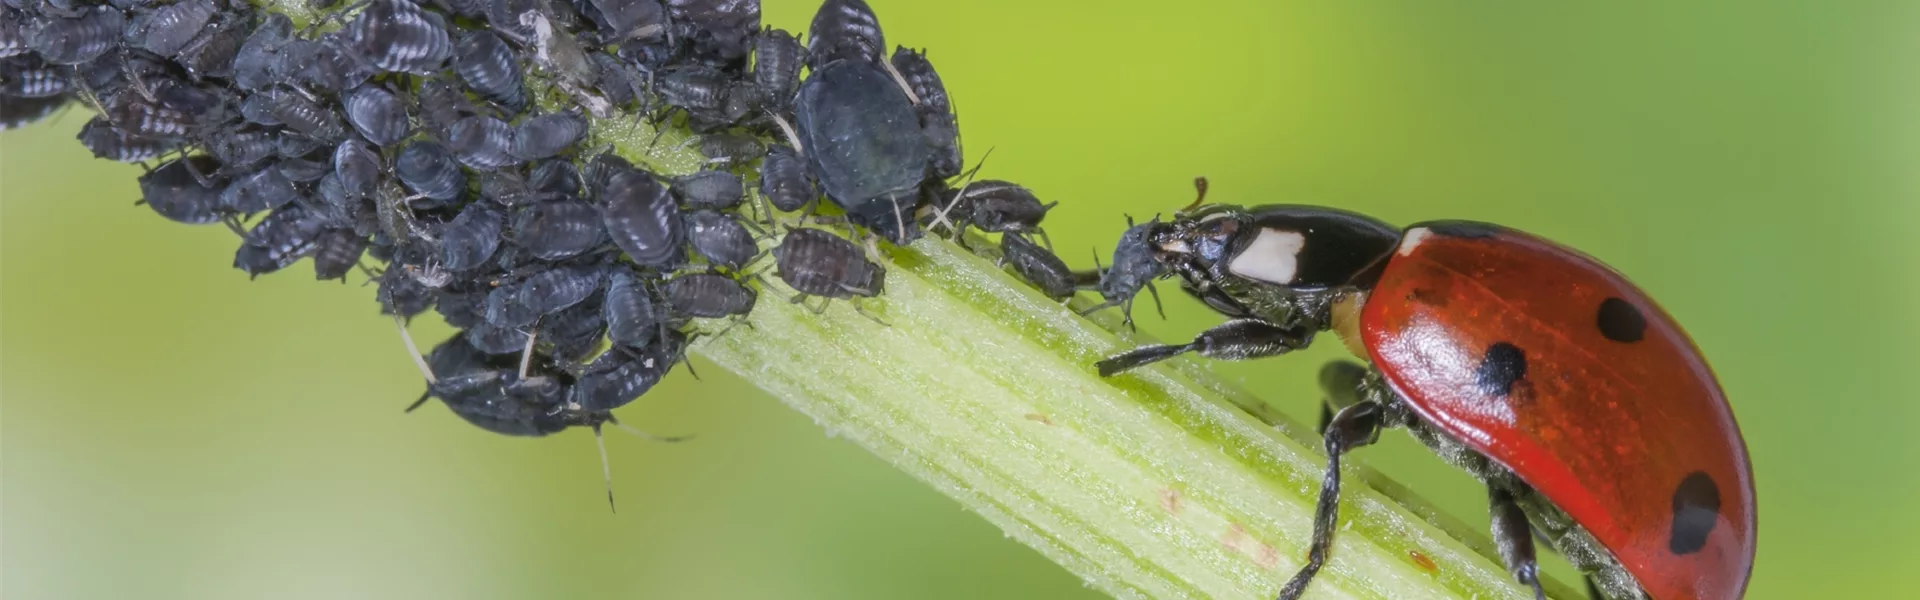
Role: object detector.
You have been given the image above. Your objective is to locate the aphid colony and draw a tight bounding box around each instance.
[2,0,1103,503]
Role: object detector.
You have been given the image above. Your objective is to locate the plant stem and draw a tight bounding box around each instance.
[257,2,1577,596]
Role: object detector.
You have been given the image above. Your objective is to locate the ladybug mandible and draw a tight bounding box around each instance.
[1095,181,1755,600]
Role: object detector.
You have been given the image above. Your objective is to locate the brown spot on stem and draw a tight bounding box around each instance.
[1023,413,1054,426]
[1158,487,1182,515]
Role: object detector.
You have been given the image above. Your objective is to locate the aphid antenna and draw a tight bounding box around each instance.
[606,415,694,443]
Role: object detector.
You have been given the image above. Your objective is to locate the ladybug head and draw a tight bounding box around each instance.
[1148,204,1401,293]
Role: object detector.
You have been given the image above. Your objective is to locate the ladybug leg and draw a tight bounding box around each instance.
[1095,319,1313,377]
[1277,401,1384,600]
[1316,360,1370,434]
[1489,484,1549,600]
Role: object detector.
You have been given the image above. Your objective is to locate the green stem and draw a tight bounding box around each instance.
[263,3,1576,596]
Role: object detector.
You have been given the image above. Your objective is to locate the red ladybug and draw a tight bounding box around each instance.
[1096,184,1755,600]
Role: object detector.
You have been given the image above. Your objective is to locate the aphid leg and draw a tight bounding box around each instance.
[1490,484,1549,600]
[849,298,890,327]
[1143,281,1167,320]
[1277,401,1384,600]
[606,414,694,443]
[1094,318,1313,377]
[392,313,438,384]
[590,422,617,513]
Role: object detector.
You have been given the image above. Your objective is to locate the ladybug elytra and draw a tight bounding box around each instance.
[1096,181,1756,600]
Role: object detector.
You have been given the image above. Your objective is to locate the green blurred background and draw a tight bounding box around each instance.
[5,1,1917,598]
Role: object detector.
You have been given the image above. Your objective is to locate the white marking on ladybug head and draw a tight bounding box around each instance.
[1227,228,1306,284]
[1398,227,1432,257]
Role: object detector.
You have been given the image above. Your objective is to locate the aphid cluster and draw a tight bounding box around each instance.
[5,0,1107,506]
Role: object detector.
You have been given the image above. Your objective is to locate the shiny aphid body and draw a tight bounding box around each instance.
[342,85,411,147]
[453,30,527,114]
[599,168,686,269]
[664,272,756,320]
[1094,196,1755,600]
[772,227,884,303]
[510,112,587,161]
[997,232,1081,303]
[684,208,759,270]
[670,170,745,210]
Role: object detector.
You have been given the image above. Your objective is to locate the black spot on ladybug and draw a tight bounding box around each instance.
[1474,342,1527,397]
[1423,220,1503,239]
[1669,471,1721,555]
[1597,297,1646,343]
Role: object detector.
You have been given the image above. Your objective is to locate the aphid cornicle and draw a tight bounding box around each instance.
[1094,199,1756,600]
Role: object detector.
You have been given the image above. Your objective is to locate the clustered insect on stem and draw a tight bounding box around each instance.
[1,0,1137,511]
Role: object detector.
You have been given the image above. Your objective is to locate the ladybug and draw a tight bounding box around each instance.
[1095,181,1755,600]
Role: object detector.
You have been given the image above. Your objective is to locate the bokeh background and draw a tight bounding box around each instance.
[6,1,1918,598]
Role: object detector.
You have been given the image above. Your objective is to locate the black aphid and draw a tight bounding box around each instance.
[277,156,333,183]
[528,158,582,197]
[664,272,756,320]
[583,0,668,46]
[231,13,293,91]
[0,95,67,131]
[794,55,930,244]
[333,136,383,202]
[512,200,606,260]
[265,86,345,142]
[805,0,882,69]
[773,227,885,305]
[604,269,662,348]
[999,232,1078,302]
[656,65,740,128]
[394,139,467,201]
[670,170,744,210]
[312,228,370,281]
[342,85,411,147]
[441,202,505,271]
[932,180,1053,242]
[569,329,686,412]
[174,12,248,81]
[666,0,760,68]
[220,166,300,214]
[751,27,802,116]
[510,112,588,161]
[697,133,764,166]
[138,156,227,224]
[1087,216,1168,325]
[453,30,527,114]
[413,75,475,136]
[891,46,960,179]
[599,168,685,269]
[446,114,520,169]
[758,144,817,213]
[235,207,326,277]
[79,117,177,162]
[515,264,607,318]
[206,126,278,171]
[685,209,758,270]
[27,6,124,65]
[345,0,454,75]
[0,56,68,98]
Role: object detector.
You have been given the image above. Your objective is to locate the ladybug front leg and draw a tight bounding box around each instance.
[1277,400,1384,600]
[1095,319,1315,377]
[1490,484,1549,600]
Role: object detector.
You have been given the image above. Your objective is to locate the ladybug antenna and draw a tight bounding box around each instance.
[1181,177,1210,213]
